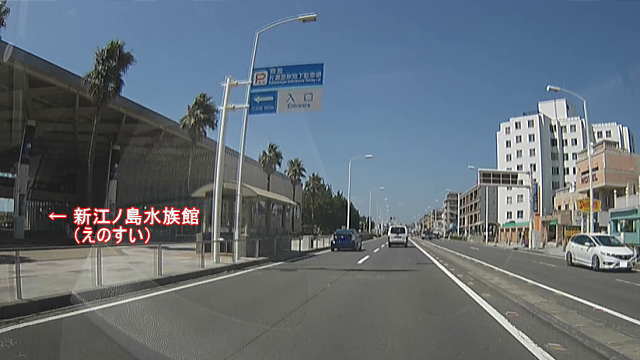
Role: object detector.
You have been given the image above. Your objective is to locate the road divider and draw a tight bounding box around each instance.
[426,240,640,327]
[409,239,555,360]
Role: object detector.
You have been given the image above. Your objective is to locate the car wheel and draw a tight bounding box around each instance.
[388,242,391,248]
[566,252,573,266]
[592,255,600,272]
[404,241,408,248]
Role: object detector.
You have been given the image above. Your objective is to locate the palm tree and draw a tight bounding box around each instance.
[286,158,306,232]
[305,173,324,225]
[259,143,283,234]
[180,93,218,192]
[0,1,10,35]
[83,40,135,205]
[258,143,283,191]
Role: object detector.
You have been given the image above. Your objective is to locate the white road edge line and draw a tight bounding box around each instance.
[427,240,640,327]
[357,255,370,264]
[616,278,640,287]
[409,239,555,360]
[0,261,287,334]
[373,248,380,253]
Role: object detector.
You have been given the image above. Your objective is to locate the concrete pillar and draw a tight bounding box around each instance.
[13,120,36,240]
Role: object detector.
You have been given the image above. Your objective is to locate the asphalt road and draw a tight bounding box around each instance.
[0,236,599,360]
[429,238,640,322]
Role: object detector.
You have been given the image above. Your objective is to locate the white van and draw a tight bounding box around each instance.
[388,225,408,247]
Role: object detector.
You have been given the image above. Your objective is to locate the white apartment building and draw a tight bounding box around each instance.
[496,98,633,225]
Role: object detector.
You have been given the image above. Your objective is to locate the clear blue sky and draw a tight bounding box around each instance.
[4,0,640,222]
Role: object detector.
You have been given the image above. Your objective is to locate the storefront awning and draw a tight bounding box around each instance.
[501,221,529,229]
[190,182,297,206]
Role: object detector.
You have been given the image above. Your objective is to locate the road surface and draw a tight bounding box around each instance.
[0,237,605,360]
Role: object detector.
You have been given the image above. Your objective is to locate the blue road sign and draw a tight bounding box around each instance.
[252,63,323,90]
[249,91,277,114]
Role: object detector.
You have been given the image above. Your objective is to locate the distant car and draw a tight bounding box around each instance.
[388,225,408,247]
[421,232,428,240]
[565,233,636,272]
[331,229,362,252]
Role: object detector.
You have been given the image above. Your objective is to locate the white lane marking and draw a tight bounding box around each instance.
[0,261,284,334]
[427,241,640,327]
[357,255,370,264]
[373,248,380,253]
[409,240,555,360]
[537,261,557,268]
[381,244,385,248]
[616,279,640,287]
[470,246,480,251]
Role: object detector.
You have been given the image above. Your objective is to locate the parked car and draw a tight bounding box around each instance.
[565,233,636,271]
[331,229,362,252]
[388,225,408,247]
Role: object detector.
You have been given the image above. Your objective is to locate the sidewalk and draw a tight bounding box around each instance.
[459,237,566,258]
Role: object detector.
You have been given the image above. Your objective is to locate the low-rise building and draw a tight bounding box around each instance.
[459,185,497,241]
[576,140,640,230]
[442,191,459,234]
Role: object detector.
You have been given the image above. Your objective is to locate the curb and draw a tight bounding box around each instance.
[0,247,329,321]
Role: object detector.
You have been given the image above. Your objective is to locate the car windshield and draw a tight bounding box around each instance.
[390,227,406,234]
[593,235,624,247]
[2,2,639,359]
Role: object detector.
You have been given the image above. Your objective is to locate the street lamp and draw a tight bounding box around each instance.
[231,13,318,263]
[346,154,374,229]
[546,85,594,233]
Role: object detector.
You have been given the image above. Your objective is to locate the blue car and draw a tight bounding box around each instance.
[331,229,362,251]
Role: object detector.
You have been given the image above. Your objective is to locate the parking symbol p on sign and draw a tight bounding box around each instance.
[253,70,268,86]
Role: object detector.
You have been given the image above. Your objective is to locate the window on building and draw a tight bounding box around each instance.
[530,163,536,172]
[564,204,569,210]
[528,134,535,142]
[551,152,558,160]
[516,164,523,171]
[551,139,557,147]
[571,138,578,146]
[570,124,576,133]
[573,167,576,175]
[517,194,524,203]
[527,119,534,128]
[605,130,611,138]
[562,139,568,146]
[506,167,512,171]
[515,121,521,129]
[516,135,522,143]
[506,154,512,162]
[506,140,511,148]
[561,125,567,133]
[517,210,524,219]
[529,148,535,156]
[597,131,603,139]
[507,196,512,204]
[516,150,522,158]
[505,126,511,135]
[552,167,559,175]
[507,186,512,191]
[506,211,513,220]
[564,153,569,161]
[564,167,570,175]
[552,181,560,190]
[572,153,577,160]
[550,124,556,132]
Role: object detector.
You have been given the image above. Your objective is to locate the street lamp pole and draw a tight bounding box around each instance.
[547,85,594,233]
[368,190,372,232]
[346,154,373,229]
[232,14,318,263]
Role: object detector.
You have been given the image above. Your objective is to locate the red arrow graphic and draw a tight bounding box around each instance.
[48,212,68,221]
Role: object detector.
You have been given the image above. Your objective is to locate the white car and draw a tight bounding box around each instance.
[565,233,636,272]
[388,225,408,247]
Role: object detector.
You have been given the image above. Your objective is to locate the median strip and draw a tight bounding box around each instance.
[427,240,640,327]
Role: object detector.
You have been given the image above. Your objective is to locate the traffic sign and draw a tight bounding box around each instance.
[249,91,277,114]
[252,63,323,90]
[277,87,322,113]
